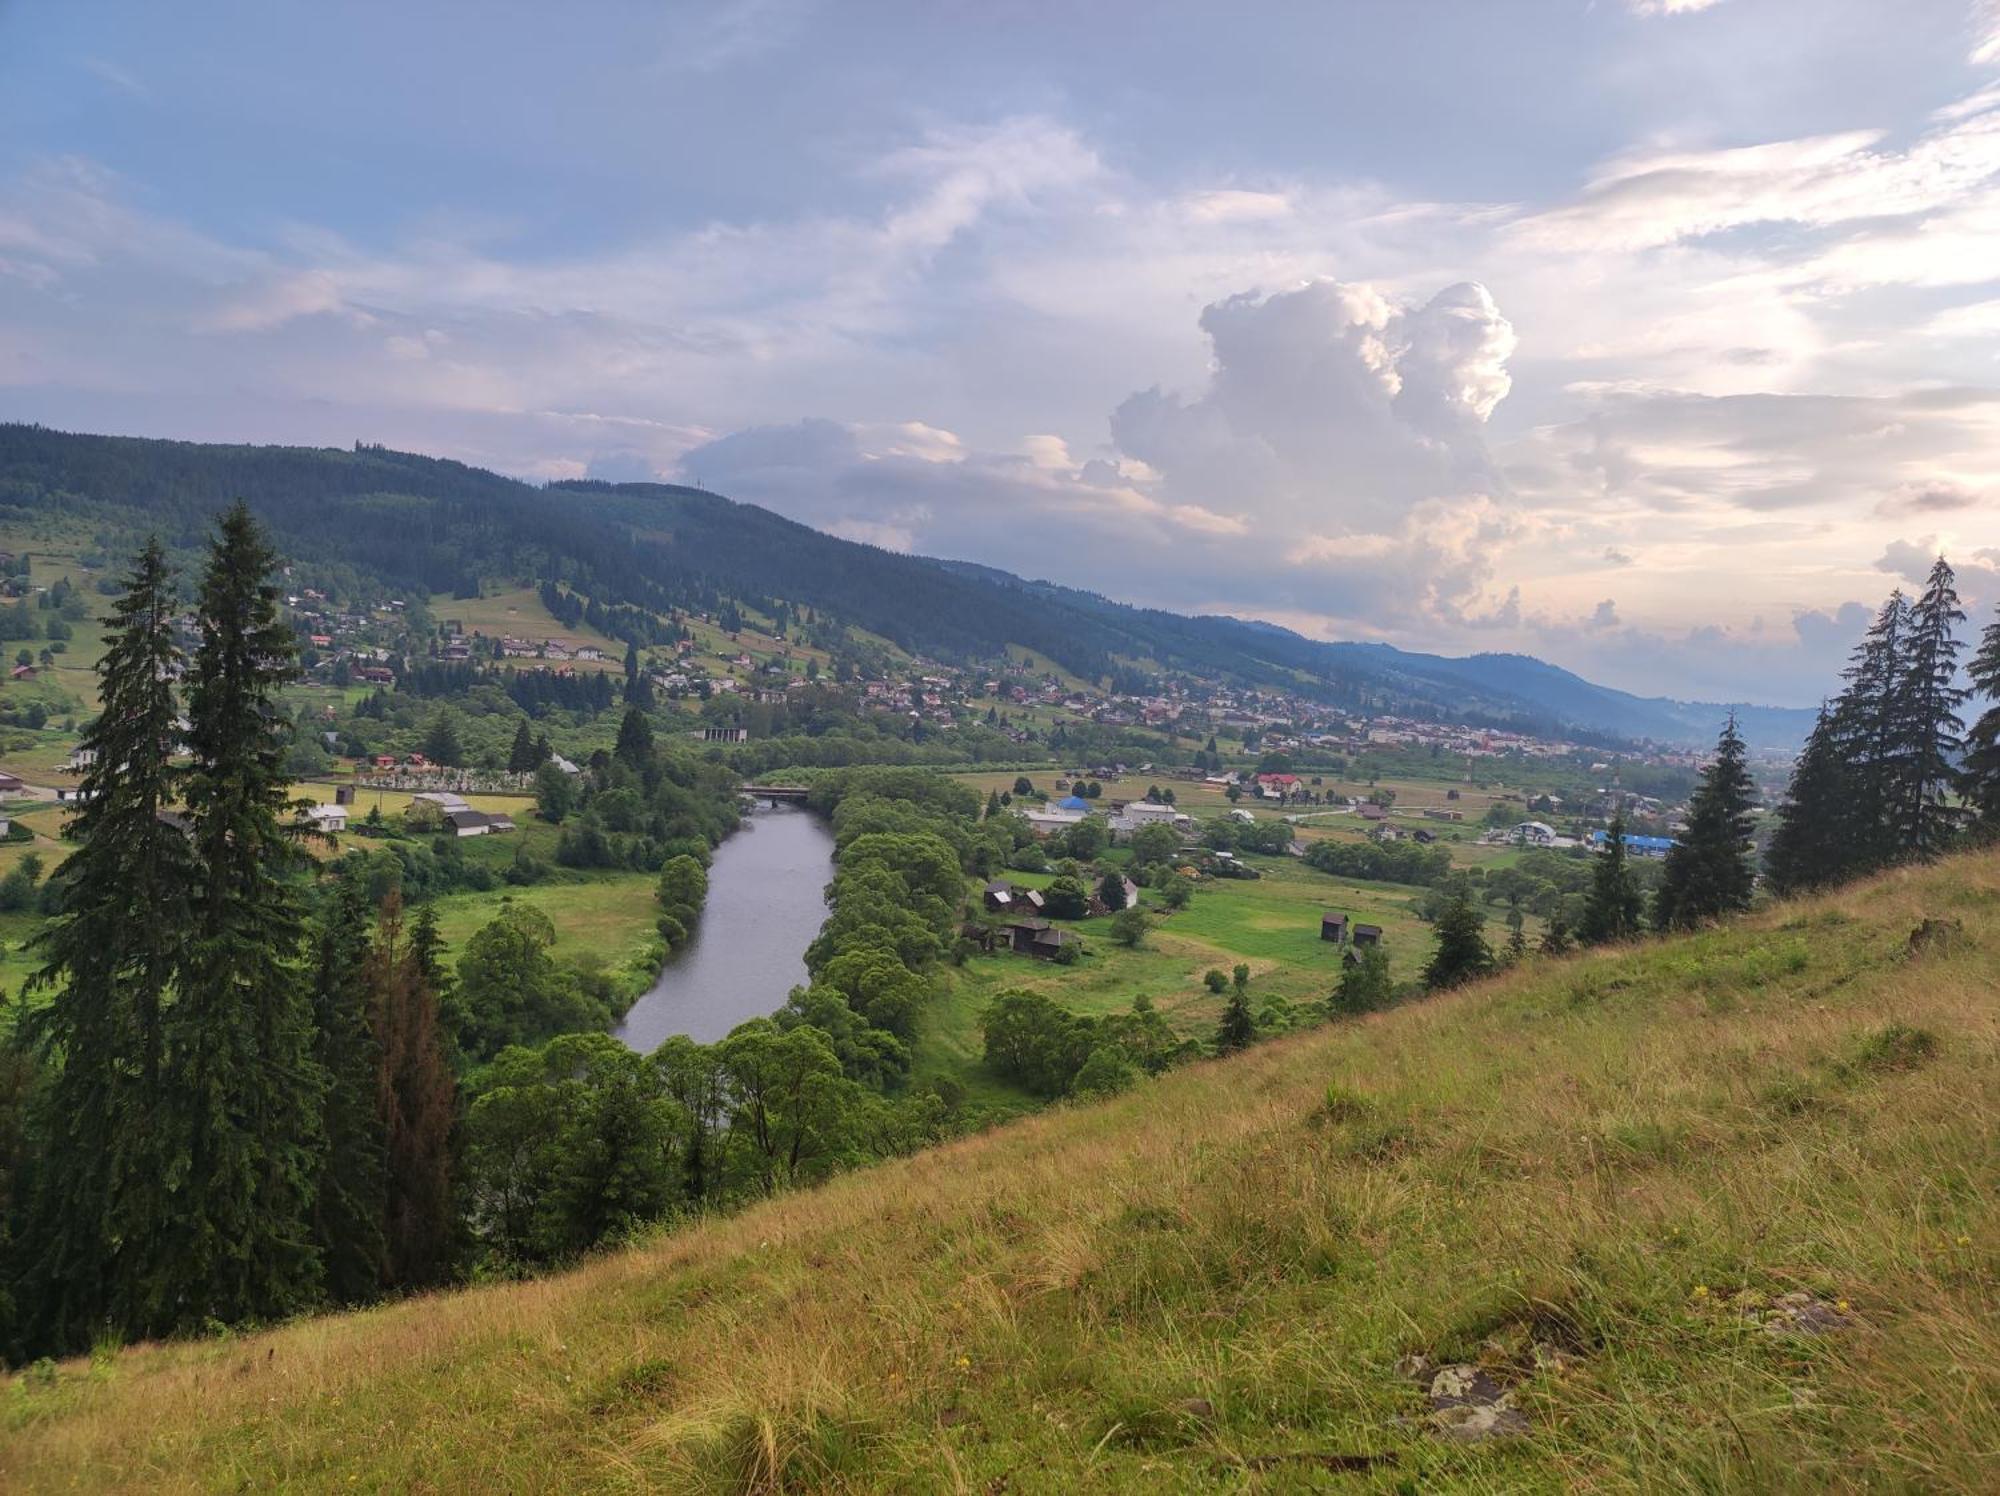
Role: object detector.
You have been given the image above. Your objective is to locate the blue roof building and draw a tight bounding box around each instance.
[1057,794,1091,812]
[1589,829,1675,858]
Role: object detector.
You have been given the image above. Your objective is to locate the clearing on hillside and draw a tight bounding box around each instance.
[4,853,1996,1492]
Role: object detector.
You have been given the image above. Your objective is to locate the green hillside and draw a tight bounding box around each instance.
[4,851,1994,1491]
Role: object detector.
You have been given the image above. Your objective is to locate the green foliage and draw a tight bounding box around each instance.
[1579,812,1646,945]
[1108,907,1149,948]
[1422,887,1493,991]
[1214,991,1255,1054]
[1331,945,1393,1016]
[1655,716,1757,931]
[1202,968,1228,994]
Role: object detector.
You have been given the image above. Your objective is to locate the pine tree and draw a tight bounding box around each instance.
[506,719,539,773]
[1214,991,1255,1053]
[1654,715,1758,930]
[1579,811,1645,944]
[21,539,193,1349]
[160,503,324,1333]
[1831,592,1908,870]
[1966,602,2000,831]
[1538,917,1572,956]
[307,877,387,1304]
[1422,886,1492,989]
[368,893,457,1289]
[1892,557,1967,860]
[1764,703,1852,895]
[615,706,654,768]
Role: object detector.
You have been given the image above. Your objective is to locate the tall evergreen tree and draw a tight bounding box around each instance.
[506,719,539,773]
[615,705,654,767]
[1891,557,1967,860]
[21,540,193,1349]
[1214,991,1255,1054]
[1830,591,1908,869]
[1764,703,1854,896]
[1654,715,1758,930]
[1579,811,1645,944]
[1422,886,1493,989]
[160,503,324,1332]
[1965,601,2000,831]
[307,878,387,1305]
[367,893,457,1289]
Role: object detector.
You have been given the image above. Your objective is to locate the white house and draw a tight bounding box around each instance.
[307,804,348,834]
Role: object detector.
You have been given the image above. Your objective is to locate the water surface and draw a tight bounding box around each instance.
[614,800,834,1050]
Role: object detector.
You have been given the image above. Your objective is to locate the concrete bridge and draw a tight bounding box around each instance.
[742,784,811,803]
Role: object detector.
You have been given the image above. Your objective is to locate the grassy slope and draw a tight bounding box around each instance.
[5,855,1997,1492]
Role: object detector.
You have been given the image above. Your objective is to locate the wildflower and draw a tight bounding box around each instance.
[1956,1235,1972,1247]
[955,1355,971,1369]
[1691,1284,1709,1299]
[1836,1300,1850,1314]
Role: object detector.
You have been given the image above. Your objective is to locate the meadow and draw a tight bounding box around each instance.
[4,849,1992,1491]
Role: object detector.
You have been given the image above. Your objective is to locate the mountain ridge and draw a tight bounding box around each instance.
[0,422,1817,748]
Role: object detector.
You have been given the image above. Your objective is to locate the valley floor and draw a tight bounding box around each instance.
[4,854,1996,1491]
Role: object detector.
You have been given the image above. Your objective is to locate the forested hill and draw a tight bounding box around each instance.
[0,422,1814,747]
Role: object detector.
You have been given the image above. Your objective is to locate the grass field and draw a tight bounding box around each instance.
[913,853,1487,1113]
[5,851,1993,1491]
[426,874,664,998]
[432,587,625,668]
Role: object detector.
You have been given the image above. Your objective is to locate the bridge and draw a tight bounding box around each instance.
[742,784,811,803]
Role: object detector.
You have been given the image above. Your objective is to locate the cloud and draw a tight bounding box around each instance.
[1627,0,1728,14]
[1587,598,1621,628]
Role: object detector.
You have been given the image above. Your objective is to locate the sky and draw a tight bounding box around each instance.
[5,1,2000,706]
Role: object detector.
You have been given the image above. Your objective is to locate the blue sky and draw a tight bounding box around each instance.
[5,0,2000,704]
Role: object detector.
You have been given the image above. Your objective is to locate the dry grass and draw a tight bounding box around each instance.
[4,854,1997,1491]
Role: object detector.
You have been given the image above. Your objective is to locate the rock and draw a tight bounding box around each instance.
[1908,917,1964,956]
[1759,1293,1851,1337]
[1431,1402,1531,1442]
[1180,1397,1215,1420]
[1428,1364,1508,1410]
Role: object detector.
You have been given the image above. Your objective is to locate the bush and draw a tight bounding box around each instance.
[1203,968,1228,993]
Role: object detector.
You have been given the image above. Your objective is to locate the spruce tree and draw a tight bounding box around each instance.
[507,719,538,773]
[161,503,324,1332]
[615,706,654,768]
[368,893,457,1289]
[1579,811,1645,944]
[1214,991,1255,1053]
[307,877,387,1305]
[1538,917,1572,956]
[1892,557,1967,860]
[1764,703,1852,896]
[22,539,193,1349]
[1830,592,1908,870]
[1965,602,2000,831]
[1422,886,1492,989]
[1654,715,1757,930]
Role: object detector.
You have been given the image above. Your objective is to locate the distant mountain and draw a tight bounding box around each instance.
[0,423,1815,749]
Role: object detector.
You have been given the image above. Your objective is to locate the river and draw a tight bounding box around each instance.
[613,799,835,1050]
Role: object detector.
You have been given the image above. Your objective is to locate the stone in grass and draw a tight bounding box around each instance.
[1432,1401,1532,1442]
[1758,1292,1852,1338]
[1428,1365,1509,1410]
[1423,1364,1529,1442]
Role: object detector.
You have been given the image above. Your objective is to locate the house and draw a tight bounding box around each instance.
[697,725,749,743]
[9,665,35,681]
[1351,923,1384,948]
[1320,912,1349,944]
[1022,806,1086,837]
[305,804,348,834]
[0,771,24,794]
[1423,807,1465,822]
[982,881,1046,915]
[1002,919,1080,959]
[1512,821,1558,847]
[550,753,583,775]
[410,791,470,816]
[574,646,604,662]
[1056,794,1091,812]
[442,808,515,837]
[1357,802,1388,822]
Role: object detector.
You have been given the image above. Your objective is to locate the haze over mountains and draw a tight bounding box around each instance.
[0,423,1817,748]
